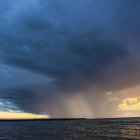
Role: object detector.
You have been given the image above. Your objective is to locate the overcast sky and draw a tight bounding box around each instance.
[0,0,140,118]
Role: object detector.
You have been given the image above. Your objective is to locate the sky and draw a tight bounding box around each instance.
[0,0,140,119]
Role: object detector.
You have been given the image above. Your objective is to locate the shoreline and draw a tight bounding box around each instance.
[0,118,86,121]
[0,117,140,121]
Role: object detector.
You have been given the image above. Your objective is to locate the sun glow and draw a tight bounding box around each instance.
[0,111,50,119]
[118,97,140,111]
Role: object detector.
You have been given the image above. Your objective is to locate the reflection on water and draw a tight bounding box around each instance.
[0,118,140,140]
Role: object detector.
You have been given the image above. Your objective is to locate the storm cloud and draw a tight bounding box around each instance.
[0,0,140,118]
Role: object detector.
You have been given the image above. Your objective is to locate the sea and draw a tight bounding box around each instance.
[0,118,140,140]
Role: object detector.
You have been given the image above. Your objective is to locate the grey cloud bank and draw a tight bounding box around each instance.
[0,0,140,118]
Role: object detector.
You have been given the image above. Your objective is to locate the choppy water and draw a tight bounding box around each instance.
[0,118,140,140]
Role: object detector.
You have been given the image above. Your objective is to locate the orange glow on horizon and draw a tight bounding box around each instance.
[0,111,50,119]
[116,112,140,118]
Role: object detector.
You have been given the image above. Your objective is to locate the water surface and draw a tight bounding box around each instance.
[0,118,140,140]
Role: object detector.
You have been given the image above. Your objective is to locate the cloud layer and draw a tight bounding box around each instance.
[0,0,140,118]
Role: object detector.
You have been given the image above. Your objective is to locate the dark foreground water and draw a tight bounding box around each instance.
[0,118,140,140]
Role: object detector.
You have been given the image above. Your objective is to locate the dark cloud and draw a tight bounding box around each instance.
[0,0,140,118]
